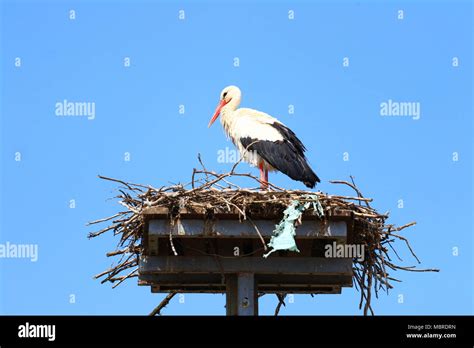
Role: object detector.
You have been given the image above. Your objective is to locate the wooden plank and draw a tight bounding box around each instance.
[148,219,347,238]
[139,273,352,287]
[148,233,159,256]
[139,256,352,275]
[146,284,342,294]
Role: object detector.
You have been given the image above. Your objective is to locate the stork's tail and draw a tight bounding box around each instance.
[301,163,320,189]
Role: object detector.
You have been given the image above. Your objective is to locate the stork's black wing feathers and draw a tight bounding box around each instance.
[271,122,307,154]
[240,122,320,188]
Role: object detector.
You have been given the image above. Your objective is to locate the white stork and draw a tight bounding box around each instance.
[208,85,320,189]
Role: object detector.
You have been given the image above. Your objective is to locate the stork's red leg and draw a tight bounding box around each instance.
[264,169,269,187]
[259,163,267,190]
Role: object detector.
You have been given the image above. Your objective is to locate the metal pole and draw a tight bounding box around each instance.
[226,273,258,316]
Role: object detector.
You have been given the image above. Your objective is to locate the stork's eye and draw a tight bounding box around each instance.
[223,92,228,99]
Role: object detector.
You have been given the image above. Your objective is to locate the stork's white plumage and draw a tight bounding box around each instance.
[208,85,320,189]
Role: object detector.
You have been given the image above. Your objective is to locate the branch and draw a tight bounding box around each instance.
[149,292,177,316]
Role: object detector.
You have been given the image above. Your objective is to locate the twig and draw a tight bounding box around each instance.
[275,293,287,316]
[248,217,268,251]
[149,292,177,316]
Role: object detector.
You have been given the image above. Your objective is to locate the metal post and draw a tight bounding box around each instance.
[226,273,258,316]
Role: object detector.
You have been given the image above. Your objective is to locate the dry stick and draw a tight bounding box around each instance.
[149,292,177,316]
[352,269,361,292]
[353,211,388,219]
[330,179,369,207]
[88,225,115,239]
[98,175,140,191]
[385,230,403,262]
[192,169,284,193]
[364,270,374,316]
[386,263,439,272]
[94,267,116,280]
[274,293,287,316]
[191,154,211,190]
[119,200,140,214]
[102,255,136,277]
[112,267,138,289]
[106,246,132,257]
[169,220,178,256]
[247,217,268,251]
[109,274,138,282]
[382,231,421,263]
[327,195,373,202]
[215,193,246,218]
[198,153,209,179]
[331,178,390,313]
[220,177,243,190]
[195,169,243,190]
[97,258,137,283]
[377,249,389,295]
[350,175,371,209]
[191,168,197,189]
[100,175,162,192]
[87,212,127,226]
[358,269,366,310]
[230,141,260,174]
[392,221,417,232]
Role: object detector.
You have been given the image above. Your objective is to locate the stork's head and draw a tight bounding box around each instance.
[208,85,241,127]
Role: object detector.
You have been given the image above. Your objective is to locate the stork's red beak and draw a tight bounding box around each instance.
[208,99,228,128]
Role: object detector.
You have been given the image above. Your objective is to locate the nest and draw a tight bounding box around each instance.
[89,160,438,315]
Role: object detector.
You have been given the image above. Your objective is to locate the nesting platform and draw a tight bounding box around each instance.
[90,173,429,316]
[138,206,354,315]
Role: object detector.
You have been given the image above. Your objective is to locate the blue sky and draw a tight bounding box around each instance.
[0,0,472,315]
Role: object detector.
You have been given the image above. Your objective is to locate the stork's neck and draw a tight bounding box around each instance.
[220,95,241,121]
[219,95,241,138]
[222,96,240,114]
